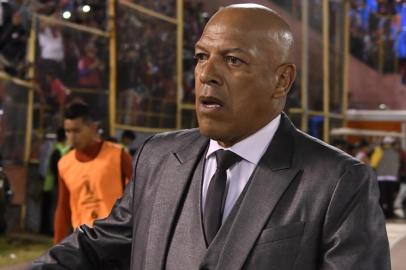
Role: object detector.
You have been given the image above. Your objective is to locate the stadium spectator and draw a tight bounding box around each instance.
[0,152,12,234]
[78,42,104,89]
[38,16,64,79]
[53,101,133,243]
[44,71,71,112]
[0,0,12,35]
[370,136,401,218]
[120,129,136,156]
[0,11,27,76]
[354,139,371,165]
[39,127,70,235]
[394,142,406,218]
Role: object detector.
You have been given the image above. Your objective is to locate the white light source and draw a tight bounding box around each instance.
[62,11,71,19]
[82,5,91,13]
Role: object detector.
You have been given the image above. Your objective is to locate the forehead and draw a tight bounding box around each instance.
[196,24,270,60]
[196,12,275,56]
[64,118,88,129]
[198,22,252,46]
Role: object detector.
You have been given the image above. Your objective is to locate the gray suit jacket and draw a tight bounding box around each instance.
[31,114,390,270]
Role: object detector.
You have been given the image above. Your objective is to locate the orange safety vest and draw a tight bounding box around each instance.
[58,141,123,228]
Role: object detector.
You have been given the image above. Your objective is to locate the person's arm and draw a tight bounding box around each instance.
[49,150,61,185]
[30,135,154,270]
[320,163,390,269]
[121,149,133,187]
[53,174,71,244]
[32,171,136,270]
[370,146,383,169]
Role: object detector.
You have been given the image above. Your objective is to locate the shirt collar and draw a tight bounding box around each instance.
[206,114,281,165]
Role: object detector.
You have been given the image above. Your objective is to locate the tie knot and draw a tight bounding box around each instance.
[215,150,242,171]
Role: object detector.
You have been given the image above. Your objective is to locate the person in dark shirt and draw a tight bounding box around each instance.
[39,128,70,235]
[0,11,28,76]
[0,153,12,234]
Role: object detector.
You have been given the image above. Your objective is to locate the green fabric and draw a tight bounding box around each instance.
[43,143,70,191]
[55,143,70,156]
[120,143,128,151]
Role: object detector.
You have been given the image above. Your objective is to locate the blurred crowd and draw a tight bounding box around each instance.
[333,136,406,219]
[273,0,406,84]
[115,0,208,127]
[349,0,406,81]
[116,0,209,125]
[0,0,209,130]
[0,0,29,77]
[4,1,406,129]
[0,1,109,128]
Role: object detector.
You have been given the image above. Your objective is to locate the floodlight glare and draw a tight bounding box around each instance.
[62,11,71,19]
[82,5,91,13]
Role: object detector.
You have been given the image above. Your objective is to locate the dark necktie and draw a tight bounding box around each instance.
[203,150,242,245]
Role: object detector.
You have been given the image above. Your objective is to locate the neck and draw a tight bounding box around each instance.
[75,139,103,162]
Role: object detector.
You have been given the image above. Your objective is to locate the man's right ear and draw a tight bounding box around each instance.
[273,63,296,98]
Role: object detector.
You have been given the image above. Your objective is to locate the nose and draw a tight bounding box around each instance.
[66,132,74,145]
[197,56,223,86]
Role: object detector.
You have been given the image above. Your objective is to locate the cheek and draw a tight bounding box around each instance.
[73,132,85,142]
[251,77,274,104]
[80,133,90,142]
[194,69,202,89]
[194,65,200,79]
[66,133,73,142]
[232,86,272,118]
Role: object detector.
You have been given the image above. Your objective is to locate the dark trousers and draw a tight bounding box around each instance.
[378,181,396,218]
[40,190,56,235]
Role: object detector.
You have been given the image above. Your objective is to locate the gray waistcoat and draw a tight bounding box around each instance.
[165,151,207,270]
[166,151,248,270]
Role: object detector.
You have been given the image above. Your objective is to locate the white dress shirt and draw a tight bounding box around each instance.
[202,115,281,223]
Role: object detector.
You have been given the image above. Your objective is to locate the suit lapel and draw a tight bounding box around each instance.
[144,133,209,270]
[215,114,301,270]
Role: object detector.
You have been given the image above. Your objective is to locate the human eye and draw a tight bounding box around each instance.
[225,55,244,66]
[71,128,80,134]
[194,52,208,63]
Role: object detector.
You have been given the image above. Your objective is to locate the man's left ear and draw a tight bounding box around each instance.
[273,63,296,98]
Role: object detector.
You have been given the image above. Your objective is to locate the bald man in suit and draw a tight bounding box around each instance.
[31,4,390,270]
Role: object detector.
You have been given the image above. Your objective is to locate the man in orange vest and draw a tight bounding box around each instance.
[53,100,133,243]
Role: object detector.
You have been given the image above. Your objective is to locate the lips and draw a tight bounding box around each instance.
[199,96,224,109]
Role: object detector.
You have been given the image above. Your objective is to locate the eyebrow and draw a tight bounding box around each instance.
[194,44,249,55]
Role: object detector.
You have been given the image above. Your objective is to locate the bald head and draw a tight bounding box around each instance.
[204,3,294,64]
[194,3,296,146]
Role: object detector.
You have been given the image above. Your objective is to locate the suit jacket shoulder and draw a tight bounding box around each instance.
[136,128,204,167]
[292,124,364,177]
[131,127,208,217]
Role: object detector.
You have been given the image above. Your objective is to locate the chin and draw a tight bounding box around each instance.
[198,124,216,138]
[198,125,227,142]
[198,125,214,139]
[197,117,230,140]
[73,145,82,151]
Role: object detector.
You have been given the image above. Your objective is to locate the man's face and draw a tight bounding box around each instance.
[194,10,289,147]
[64,118,96,151]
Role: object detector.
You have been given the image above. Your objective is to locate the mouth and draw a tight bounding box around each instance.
[198,96,224,110]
